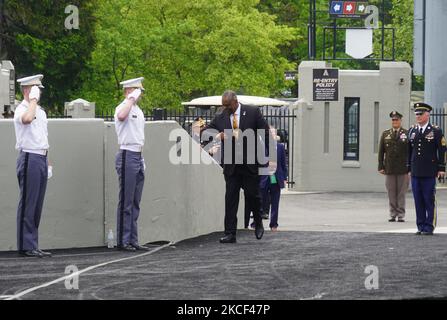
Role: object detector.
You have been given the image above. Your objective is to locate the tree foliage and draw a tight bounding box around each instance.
[0,0,97,111]
[79,0,296,111]
[1,0,419,110]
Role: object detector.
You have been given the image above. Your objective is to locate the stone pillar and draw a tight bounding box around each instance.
[425,1,447,109]
[292,61,411,192]
[0,60,15,119]
[64,99,95,118]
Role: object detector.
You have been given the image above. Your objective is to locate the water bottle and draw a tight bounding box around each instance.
[107,229,114,248]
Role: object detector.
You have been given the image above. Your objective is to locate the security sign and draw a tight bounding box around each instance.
[329,0,369,19]
[313,68,339,101]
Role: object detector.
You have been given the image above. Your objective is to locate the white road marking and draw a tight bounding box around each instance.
[4,242,174,300]
[300,292,327,300]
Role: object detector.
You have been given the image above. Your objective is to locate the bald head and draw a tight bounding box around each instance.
[222,90,238,113]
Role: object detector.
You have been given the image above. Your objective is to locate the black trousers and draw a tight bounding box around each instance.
[244,192,265,228]
[224,165,262,235]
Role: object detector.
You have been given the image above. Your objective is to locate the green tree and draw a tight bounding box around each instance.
[79,0,296,112]
[0,0,97,111]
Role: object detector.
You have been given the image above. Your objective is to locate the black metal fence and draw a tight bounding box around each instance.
[431,109,446,134]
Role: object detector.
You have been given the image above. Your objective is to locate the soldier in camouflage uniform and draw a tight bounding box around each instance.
[378,111,409,222]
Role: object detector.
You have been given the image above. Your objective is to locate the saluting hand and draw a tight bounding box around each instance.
[128,88,142,102]
[29,86,40,102]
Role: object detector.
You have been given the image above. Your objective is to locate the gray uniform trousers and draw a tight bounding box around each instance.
[16,151,48,251]
[385,174,409,218]
[115,150,145,247]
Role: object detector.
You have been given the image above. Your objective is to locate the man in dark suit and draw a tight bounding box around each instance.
[204,90,270,243]
[408,103,446,235]
[260,127,288,231]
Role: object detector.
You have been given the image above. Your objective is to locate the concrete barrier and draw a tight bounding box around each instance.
[0,119,236,251]
[0,119,105,251]
[104,121,230,245]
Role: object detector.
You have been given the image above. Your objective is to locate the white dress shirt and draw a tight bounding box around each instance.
[114,102,145,152]
[418,122,429,134]
[14,100,49,154]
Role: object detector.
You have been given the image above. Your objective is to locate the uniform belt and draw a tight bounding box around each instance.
[21,149,48,156]
[120,145,143,153]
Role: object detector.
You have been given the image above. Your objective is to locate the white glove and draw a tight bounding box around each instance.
[48,166,53,180]
[29,86,41,102]
[128,89,142,102]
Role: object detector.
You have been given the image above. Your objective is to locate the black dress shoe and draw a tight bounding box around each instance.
[388,218,396,222]
[415,231,422,235]
[19,250,44,258]
[219,234,236,243]
[131,244,150,251]
[255,224,264,240]
[118,244,137,252]
[421,231,434,236]
[37,249,52,257]
[397,218,405,222]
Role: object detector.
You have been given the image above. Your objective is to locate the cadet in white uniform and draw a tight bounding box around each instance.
[14,74,52,258]
[114,77,149,252]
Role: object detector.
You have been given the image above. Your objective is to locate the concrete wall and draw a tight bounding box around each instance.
[292,61,412,192]
[0,119,234,251]
[0,119,105,250]
[104,121,234,245]
[424,0,447,109]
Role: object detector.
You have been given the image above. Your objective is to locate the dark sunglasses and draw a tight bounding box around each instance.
[415,112,424,116]
[391,119,400,121]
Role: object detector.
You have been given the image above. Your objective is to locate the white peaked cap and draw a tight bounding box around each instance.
[120,77,145,91]
[17,74,45,88]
